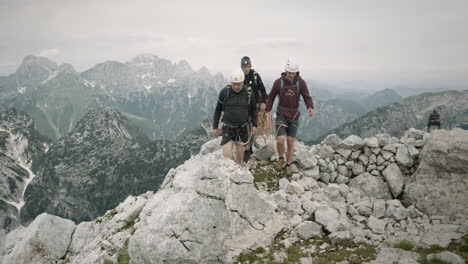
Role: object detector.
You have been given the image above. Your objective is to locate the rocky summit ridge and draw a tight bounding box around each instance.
[1,128,467,264]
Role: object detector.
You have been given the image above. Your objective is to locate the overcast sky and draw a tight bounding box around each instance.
[1,0,467,89]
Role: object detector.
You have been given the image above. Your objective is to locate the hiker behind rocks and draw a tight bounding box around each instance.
[213,69,258,165]
[427,109,441,132]
[241,56,268,162]
[265,58,314,176]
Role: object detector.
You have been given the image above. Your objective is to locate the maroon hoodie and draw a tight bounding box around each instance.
[266,72,314,119]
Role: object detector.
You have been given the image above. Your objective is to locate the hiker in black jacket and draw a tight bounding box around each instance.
[240,56,268,162]
[213,69,258,165]
[427,109,441,132]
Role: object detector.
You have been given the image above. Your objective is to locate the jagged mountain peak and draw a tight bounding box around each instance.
[131,53,160,62]
[15,56,59,88]
[197,66,210,75]
[57,63,77,74]
[175,59,193,76]
[128,54,172,69]
[18,55,58,71]
[70,106,149,146]
[85,60,129,73]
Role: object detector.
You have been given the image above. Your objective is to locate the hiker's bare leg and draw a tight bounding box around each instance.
[277,135,286,159]
[235,143,245,165]
[286,136,296,165]
[223,141,233,159]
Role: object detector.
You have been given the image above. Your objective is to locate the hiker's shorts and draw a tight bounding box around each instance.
[220,125,249,146]
[428,121,440,127]
[276,114,299,138]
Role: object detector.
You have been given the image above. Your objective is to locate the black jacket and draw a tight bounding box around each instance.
[213,85,258,129]
[244,70,268,104]
[428,112,440,122]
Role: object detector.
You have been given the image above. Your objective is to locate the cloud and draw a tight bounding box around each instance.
[240,38,305,51]
[37,48,61,58]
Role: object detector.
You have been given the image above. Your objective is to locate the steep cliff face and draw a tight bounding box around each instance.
[20,107,190,224]
[0,107,50,231]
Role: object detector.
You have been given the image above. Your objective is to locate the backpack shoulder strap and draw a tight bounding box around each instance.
[253,70,258,86]
[222,85,231,108]
[279,78,284,96]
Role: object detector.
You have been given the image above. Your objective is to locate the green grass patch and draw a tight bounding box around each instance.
[115,217,139,234]
[117,239,130,264]
[103,259,114,264]
[418,258,450,264]
[393,240,415,251]
[59,259,70,264]
[311,241,376,264]
[249,161,289,192]
[237,233,377,264]
[237,247,268,263]
[96,209,117,224]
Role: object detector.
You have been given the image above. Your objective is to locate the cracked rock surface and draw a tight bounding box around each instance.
[128,151,285,264]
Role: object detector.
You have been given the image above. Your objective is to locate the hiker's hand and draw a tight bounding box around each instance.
[250,126,257,135]
[308,108,314,117]
[260,103,266,111]
[213,129,220,137]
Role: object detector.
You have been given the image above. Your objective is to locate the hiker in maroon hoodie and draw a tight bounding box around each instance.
[265,58,314,176]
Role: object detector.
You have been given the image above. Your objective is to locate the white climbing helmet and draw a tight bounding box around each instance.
[285,58,299,73]
[230,68,245,83]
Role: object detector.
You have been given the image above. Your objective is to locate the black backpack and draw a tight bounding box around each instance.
[221,85,253,110]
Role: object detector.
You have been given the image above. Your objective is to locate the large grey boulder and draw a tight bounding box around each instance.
[395,145,413,167]
[296,150,317,169]
[315,207,350,233]
[349,173,392,200]
[321,134,341,148]
[0,213,75,264]
[367,216,386,234]
[128,153,285,264]
[296,221,322,240]
[253,145,275,161]
[339,135,364,150]
[199,138,222,155]
[382,163,405,198]
[403,129,468,217]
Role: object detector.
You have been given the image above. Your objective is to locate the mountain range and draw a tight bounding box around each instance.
[1,54,410,145]
[0,54,223,142]
[0,106,193,229]
[313,89,468,142]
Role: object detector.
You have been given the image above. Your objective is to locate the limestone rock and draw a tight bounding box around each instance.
[352,163,366,176]
[321,134,341,148]
[367,137,380,148]
[296,221,322,240]
[349,173,392,200]
[129,154,285,263]
[403,129,468,217]
[339,135,364,150]
[367,216,387,234]
[0,213,75,264]
[315,207,350,233]
[396,146,413,167]
[427,251,465,264]
[382,163,405,198]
